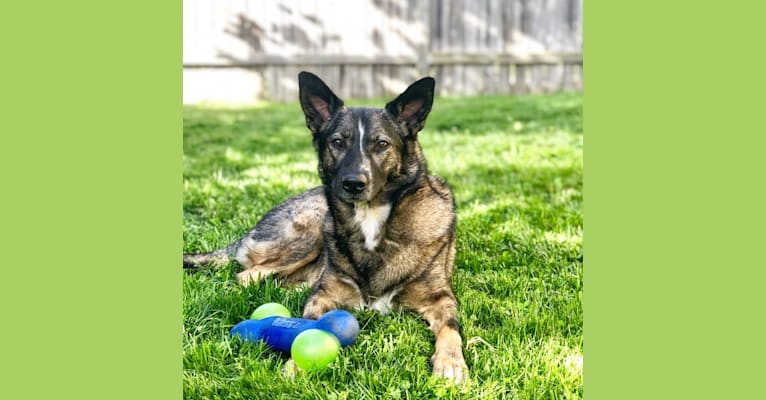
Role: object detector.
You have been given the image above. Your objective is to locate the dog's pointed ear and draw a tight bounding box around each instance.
[299,71,344,134]
[385,77,435,136]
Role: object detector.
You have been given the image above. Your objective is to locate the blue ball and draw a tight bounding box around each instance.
[314,310,360,347]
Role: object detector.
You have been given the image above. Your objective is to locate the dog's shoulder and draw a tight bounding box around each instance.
[391,174,455,242]
[423,174,454,201]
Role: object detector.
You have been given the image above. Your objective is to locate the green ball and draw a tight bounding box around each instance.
[250,303,292,320]
[291,329,340,371]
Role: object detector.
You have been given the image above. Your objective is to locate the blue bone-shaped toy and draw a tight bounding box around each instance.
[230,309,360,352]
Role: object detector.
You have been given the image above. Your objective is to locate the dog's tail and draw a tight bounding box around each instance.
[183,240,241,270]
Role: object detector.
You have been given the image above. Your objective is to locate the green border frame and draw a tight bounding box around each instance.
[585,1,766,399]
[1,2,180,398]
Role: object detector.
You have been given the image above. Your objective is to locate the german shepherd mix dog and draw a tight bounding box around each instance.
[184,72,468,383]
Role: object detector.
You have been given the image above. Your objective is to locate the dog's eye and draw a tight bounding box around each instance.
[331,138,345,149]
[377,140,390,150]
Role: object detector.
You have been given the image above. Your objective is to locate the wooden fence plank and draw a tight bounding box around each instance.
[183,51,582,67]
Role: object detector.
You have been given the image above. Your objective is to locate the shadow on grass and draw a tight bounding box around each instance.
[182,93,582,273]
[429,93,583,135]
[450,164,581,270]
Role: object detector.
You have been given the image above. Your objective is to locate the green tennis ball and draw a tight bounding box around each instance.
[291,329,340,371]
[250,303,292,320]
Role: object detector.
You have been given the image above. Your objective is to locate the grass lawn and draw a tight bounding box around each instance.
[183,92,583,399]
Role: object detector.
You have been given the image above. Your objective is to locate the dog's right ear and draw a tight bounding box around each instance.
[299,71,345,134]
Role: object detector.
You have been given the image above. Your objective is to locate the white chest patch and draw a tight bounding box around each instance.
[368,288,401,315]
[353,203,391,251]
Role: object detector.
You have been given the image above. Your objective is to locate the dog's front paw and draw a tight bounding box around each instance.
[431,348,468,384]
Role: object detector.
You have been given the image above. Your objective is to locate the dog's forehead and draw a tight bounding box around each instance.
[346,107,389,127]
[323,107,396,139]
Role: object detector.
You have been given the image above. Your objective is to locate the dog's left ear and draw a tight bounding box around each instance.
[385,77,435,136]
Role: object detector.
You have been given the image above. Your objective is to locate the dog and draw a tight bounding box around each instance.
[184,71,468,383]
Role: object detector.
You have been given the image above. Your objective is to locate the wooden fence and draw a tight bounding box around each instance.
[183,0,582,103]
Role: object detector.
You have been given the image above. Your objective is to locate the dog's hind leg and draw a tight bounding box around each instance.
[232,187,327,287]
[234,237,322,287]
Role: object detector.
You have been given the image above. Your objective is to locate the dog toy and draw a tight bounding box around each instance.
[230,307,360,352]
[290,329,341,370]
[250,302,292,320]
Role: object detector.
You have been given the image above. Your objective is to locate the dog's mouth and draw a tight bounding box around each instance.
[334,180,377,203]
[336,190,373,203]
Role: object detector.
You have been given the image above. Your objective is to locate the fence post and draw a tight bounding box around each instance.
[417,0,432,77]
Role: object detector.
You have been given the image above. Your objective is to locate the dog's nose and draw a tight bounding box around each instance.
[342,175,367,194]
